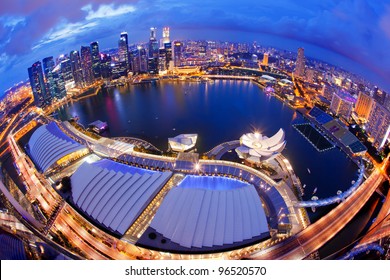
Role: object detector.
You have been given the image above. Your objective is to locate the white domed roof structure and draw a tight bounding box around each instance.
[235,129,286,163]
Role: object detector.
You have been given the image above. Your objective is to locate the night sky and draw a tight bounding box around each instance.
[1,0,390,97]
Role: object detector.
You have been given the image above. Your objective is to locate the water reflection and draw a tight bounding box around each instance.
[57,80,358,200]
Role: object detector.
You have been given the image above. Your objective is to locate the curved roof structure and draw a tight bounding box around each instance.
[149,176,269,249]
[168,134,197,152]
[27,122,87,172]
[71,160,172,235]
[236,129,286,163]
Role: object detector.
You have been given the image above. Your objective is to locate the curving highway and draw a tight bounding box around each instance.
[249,168,385,259]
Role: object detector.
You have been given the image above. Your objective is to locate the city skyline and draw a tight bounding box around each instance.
[1,0,390,262]
[1,0,390,96]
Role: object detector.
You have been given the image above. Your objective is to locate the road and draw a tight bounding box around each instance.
[359,185,390,246]
[250,168,384,259]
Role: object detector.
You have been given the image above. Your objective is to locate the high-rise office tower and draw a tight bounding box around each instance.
[162,27,170,45]
[42,56,56,98]
[69,50,84,87]
[294,47,305,77]
[367,102,390,149]
[148,27,159,74]
[81,46,94,85]
[138,47,148,73]
[262,53,269,66]
[355,91,373,120]
[52,64,66,99]
[132,46,148,73]
[158,48,167,72]
[164,42,172,70]
[60,59,74,89]
[150,27,157,41]
[118,32,130,72]
[42,56,66,99]
[100,54,112,80]
[90,42,101,78]
[173,41,182,67]
[28,61,50,107]
[59,59,74,86]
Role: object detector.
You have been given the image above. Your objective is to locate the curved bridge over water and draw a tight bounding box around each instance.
[295,163,365,208]
[249,167,385,260]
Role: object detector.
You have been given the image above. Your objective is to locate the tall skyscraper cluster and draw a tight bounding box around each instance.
[110,27,176,77]
[28,27,180,107]
[28,41,104,107]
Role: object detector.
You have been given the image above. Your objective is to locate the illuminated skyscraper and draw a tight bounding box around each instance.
[158,48,167,72]
[100,53,112,80]
[148,27,159,74]
[60,59,74,88]
[69,50,84,87]
[173,41,182,67]
[294,47,305,77]
[164,42,172,70]
[132,46,148,73]
[81,46,94,85]
[162,27,170,44]
[118,32,130,72]
[28,61,50,107]
[355,91,373,120]
[42,56,66,99]
[150,27,157,41]
[90,42,101,78]
[52,64,66,99]
[262,53,269,66]
[42,56,56,98]
[367,102,390,149]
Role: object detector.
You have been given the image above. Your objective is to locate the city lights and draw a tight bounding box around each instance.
[0,7,389,265]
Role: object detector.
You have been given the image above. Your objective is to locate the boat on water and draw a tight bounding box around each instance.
[302,184,306,189]
[307,168,311,174]
[312,187,317,194]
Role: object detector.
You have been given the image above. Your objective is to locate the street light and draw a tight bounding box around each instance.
[194,163,200,171]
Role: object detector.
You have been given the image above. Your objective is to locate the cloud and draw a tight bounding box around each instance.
[1,0,390,96]
[82,3,136,20]
[32,21,98,50]
[380,5,390,40]
[1,16,25,28]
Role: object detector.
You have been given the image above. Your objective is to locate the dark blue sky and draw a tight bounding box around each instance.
[1,0,390,97]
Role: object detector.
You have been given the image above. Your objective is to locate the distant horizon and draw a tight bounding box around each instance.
[0,32,386,98]
[1,0,390,96]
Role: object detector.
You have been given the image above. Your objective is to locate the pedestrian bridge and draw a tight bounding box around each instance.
[295,163,365,208]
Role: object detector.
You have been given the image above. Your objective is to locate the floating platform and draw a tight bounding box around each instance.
[293,123,334,152]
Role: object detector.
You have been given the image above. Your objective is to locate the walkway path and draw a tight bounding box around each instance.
[204,140,240,159]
